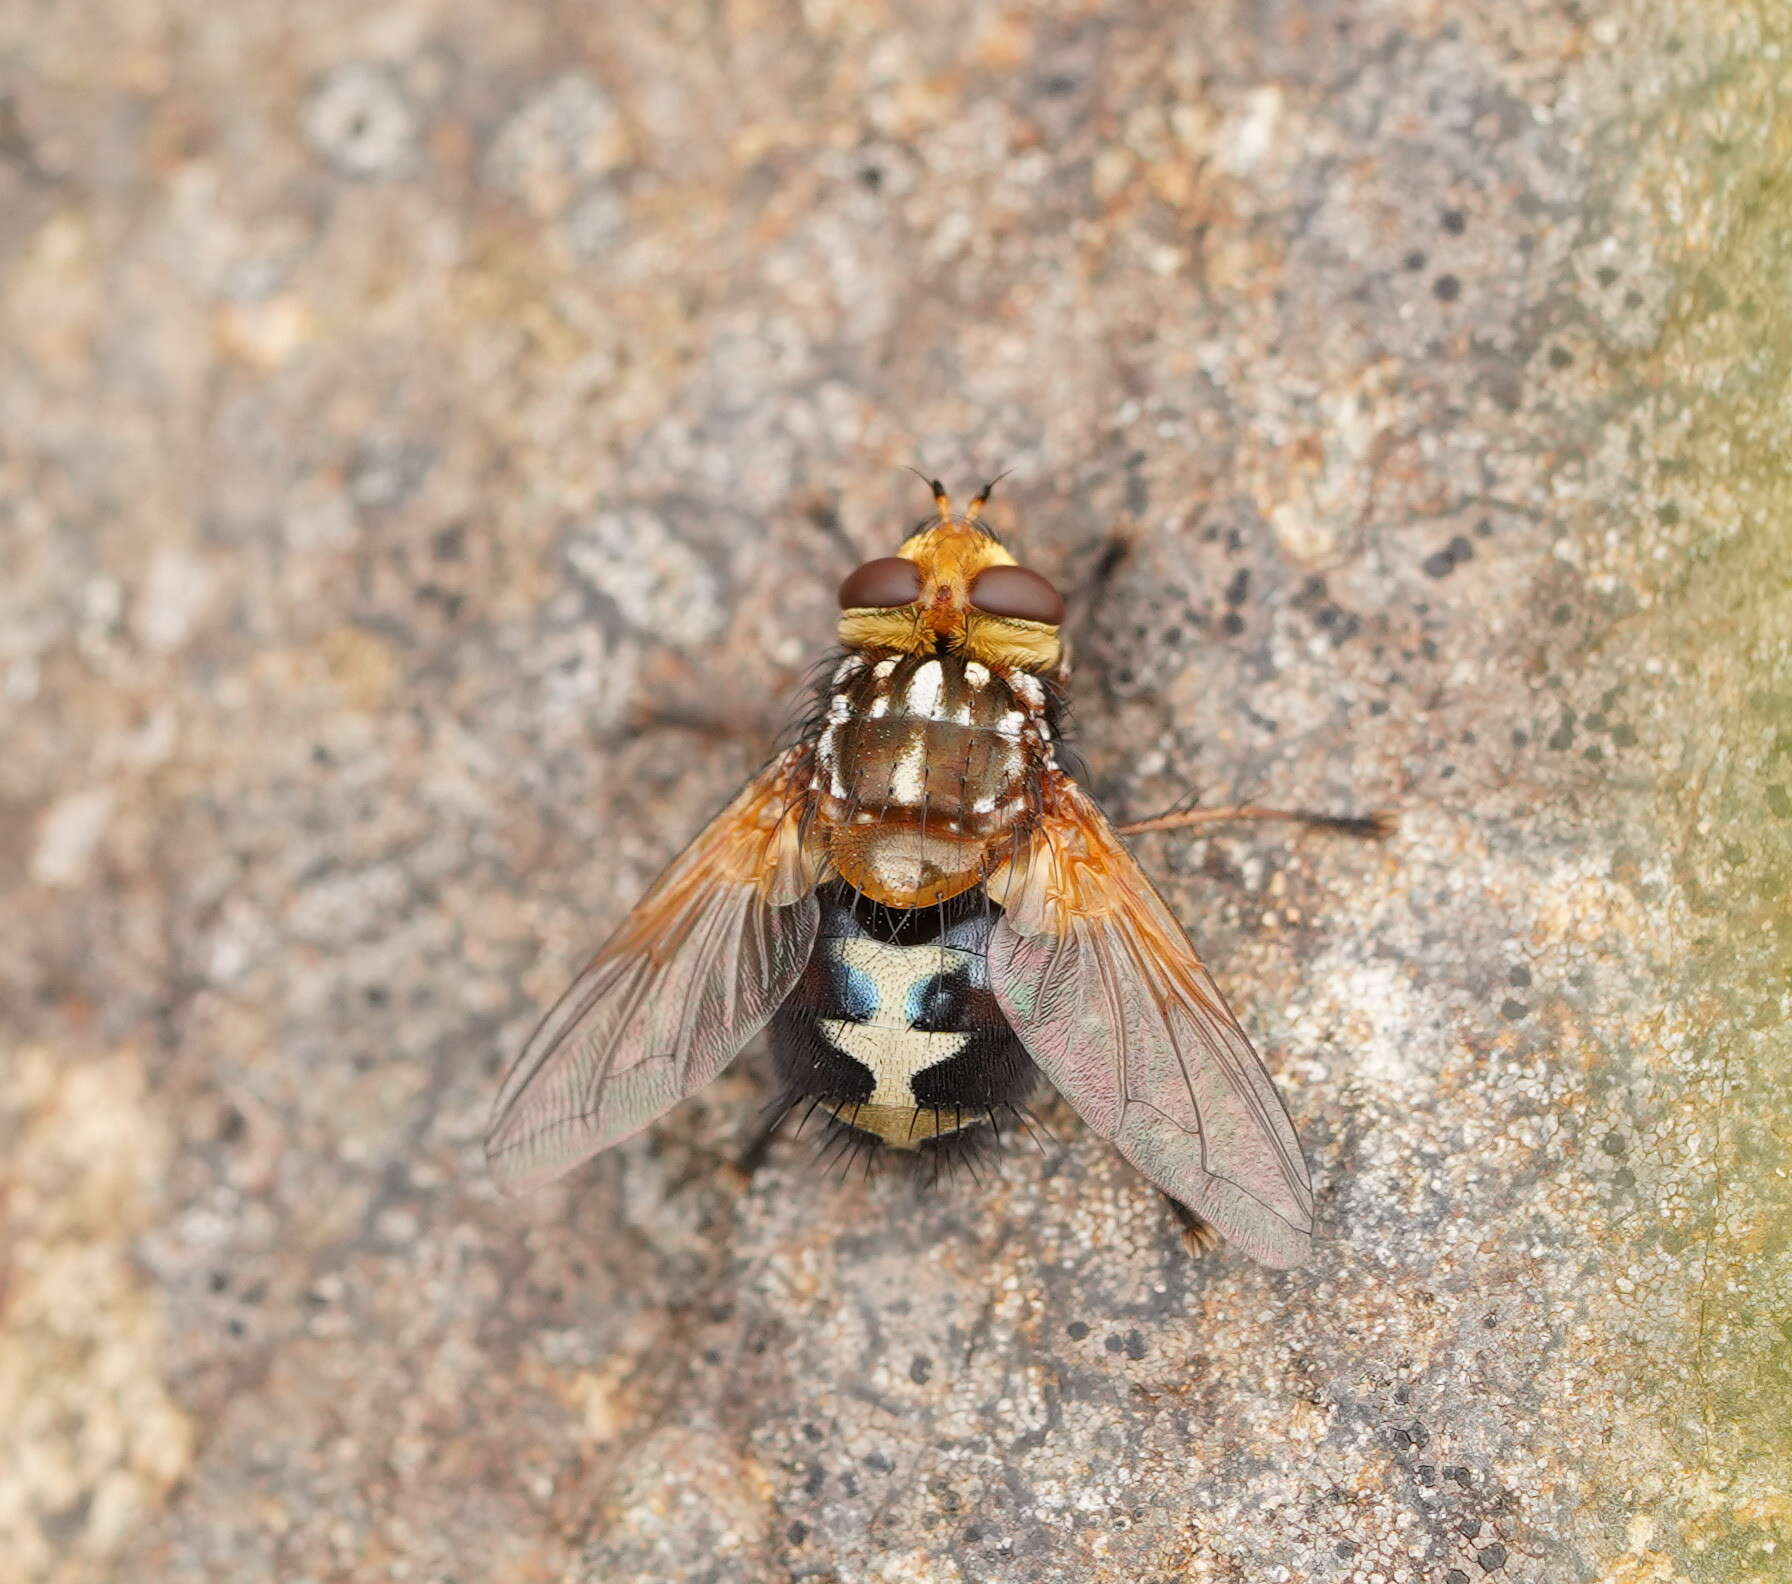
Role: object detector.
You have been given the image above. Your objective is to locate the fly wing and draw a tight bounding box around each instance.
[487,750,824,1192]
[986,772,1314,1268]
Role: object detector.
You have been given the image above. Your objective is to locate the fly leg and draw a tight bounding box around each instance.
[1166,1197,1223,1257]
[1065,526,1138,656]
[732,1099,794,1178]
[1119,804,1395,840]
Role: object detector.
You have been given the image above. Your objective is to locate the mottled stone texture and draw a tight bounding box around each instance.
[2,2,1787,1581]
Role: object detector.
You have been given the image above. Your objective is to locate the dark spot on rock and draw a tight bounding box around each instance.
[1369,698,1389,715]
[910,1354,933,1384]
[226,1317,246,1337]
[1602,1131,1629,1156]
[1548,346,1574,368]
[418,584,465,620]
[787,1521,808,1545]
[1552,603,1575,625]
[1766,784,1790,819]
[1610,723,1637,747]
[1657,501,1681,525]
[1583,744,1604,763]
[208,1269,229,1293]
[964,1524,985,1543]
[1423,548,1459,579]
[1066,1321,1089,1340]
[432,524,465,560]
[858,165,882,190]
[1405,249,1428,271]
[1479,1543,1508,1571]
[1417,1464,1437,1485]
[1624,288,1645,309]
[1225,569,1250,606]
[1508,964,1532,987]
[1459,1516,1482,1538]
[802,1423,823,1443]
[1335,1540,1357,1559]
[1548,713,1575,751]
[1451,1466,1473,1487]
[1104,1333,1125,1353]
[1596,266,1620,287]
[304,62,416,180]
[1442,208,1467,234]
[1500,998,1527,1020]
[1040,73,1079,96]
[1434,274,1461,301]
[1220,611,1244,637]
[1124,1330,1147,1360]
[1447,1572,1470,1584]
[864,1451,893,1473]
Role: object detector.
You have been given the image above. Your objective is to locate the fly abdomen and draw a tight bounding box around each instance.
[769,881,1036,1155]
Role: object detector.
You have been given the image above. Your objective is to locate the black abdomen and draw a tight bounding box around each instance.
[769,880,1036,1155]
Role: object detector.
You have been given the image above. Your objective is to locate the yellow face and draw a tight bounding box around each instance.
[836,484,1065,673]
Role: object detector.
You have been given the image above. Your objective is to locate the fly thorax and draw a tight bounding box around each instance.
[809,653,1057,906]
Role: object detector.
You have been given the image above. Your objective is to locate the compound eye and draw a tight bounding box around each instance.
[838,556,923,609]
[968,564,1065,625]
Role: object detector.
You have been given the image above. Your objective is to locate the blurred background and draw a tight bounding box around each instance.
[3,2,1788,1580]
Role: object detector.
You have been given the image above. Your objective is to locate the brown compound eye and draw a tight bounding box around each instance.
[968,564,1066,625]
[838,556,923,610]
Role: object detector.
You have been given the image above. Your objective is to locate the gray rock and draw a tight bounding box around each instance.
[2,2,1787,1582]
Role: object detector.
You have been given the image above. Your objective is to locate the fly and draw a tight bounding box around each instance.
[487,480,1390,1267]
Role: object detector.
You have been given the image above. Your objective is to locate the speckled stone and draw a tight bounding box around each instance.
[2,2,1788,1582]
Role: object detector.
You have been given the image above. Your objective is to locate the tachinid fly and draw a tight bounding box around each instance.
[487,480,1389,1267]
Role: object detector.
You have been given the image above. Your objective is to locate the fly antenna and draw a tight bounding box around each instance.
[903,464,953,523]
[965,468,1013,525]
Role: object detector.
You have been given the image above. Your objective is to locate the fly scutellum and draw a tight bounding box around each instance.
[487,480,1391,1268]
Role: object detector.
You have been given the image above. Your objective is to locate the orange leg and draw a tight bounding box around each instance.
[1117,804,1396,840]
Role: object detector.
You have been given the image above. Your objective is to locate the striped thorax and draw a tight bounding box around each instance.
[808,652,1058,907]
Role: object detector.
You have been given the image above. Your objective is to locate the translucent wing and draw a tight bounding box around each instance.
[487,750,824,1192]
[987,773,1315,1268]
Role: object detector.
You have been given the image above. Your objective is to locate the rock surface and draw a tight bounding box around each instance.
[2,2,1788,1581]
